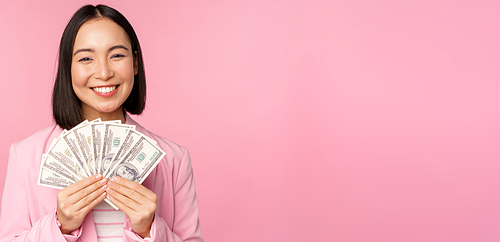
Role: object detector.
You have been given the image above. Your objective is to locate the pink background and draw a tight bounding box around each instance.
[1,0,499,241]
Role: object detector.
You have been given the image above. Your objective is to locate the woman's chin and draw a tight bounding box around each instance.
[87,106,123,117]
[97,104,123,113]
[99,108,121,114]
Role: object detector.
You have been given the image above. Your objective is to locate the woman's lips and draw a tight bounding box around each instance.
[91,85,119,97]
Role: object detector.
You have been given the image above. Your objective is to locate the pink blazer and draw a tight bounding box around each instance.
[0,115,204,242]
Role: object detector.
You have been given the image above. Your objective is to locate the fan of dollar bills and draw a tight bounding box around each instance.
[38,118,165,209]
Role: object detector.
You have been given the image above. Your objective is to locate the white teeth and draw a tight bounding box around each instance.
[93,86,117,93]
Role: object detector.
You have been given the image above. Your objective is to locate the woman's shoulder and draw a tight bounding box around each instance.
[12,124,62,152]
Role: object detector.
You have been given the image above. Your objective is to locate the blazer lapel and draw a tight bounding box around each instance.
[79,211,98,241]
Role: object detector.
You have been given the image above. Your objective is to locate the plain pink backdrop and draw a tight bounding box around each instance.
[1,0,500,241]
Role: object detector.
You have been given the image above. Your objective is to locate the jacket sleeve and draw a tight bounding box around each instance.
[122,148,204,242]
[0,143,83,242]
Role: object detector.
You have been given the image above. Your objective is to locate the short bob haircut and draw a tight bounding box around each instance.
[52,4,146,130]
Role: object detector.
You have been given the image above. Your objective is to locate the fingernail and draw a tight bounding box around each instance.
[107,188,113,194]
[108,181,115,188]
[100,178,107,185]
[96,174,102,180]
[101,185,107,191]
[113,176,120,182]
[100,192,106,198]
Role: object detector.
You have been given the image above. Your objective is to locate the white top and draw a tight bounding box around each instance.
[92,201,125,242]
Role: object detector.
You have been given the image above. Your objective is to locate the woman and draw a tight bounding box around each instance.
[0,4,203,241]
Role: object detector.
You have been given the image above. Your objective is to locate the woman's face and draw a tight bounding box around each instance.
[71,18,137,119]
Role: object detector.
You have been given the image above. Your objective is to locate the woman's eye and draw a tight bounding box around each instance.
[111,54,125,58]
[78,57,92,62]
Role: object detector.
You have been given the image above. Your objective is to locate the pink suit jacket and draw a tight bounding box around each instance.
[0,115,204,242]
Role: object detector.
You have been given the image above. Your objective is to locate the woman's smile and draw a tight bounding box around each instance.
[91,84,120,97]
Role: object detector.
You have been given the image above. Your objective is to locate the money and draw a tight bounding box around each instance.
[100,123,135,176]
[107,136,165,183]
[71,123,95,175]
[38,167,73,189]
[62,130,91,177]
[40,154,78,182]
[92,120,121,175]
[37,119,165,210]
[46,131,88,180]
[104,129,142,178]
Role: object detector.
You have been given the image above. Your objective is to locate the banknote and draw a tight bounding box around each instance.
[91,120,121,175]
[62,130,91,177]
[106,136,165,183]
[102,131,161,209]
[71,123,95,175]
[100,123,135,176]
[40,154,78,182]
[38,162,118,209]
[104,129,143,178]
[90,118,102,123]
[46,132,88,180]
[38,167,73,189]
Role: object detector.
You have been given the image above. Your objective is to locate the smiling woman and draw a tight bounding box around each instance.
[0,4,204,242]
[71,18,136,122]
[52,5,146,130]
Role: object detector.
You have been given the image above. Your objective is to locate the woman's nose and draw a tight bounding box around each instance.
[94,60,114,80]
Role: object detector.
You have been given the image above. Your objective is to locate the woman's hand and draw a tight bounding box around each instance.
[56,174,107,234]
[106,176,157,238]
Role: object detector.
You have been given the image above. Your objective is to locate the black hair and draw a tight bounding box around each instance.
[52,4,146,130]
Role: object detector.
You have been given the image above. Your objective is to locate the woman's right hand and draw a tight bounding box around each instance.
[56,173,107,234]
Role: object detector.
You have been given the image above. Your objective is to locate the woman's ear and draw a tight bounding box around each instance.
[134,51,138,75]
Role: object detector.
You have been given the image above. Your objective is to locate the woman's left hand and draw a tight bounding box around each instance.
[106,176,157,238]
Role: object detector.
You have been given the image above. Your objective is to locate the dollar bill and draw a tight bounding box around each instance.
[38,167,73,190]
[104,129,143,178]
[46,133,88,180]
[40,154,78,182]
[62,130,91,177]
[71,123,95,175]
[100,123,135,176]
[106,136,165,183]
[91,120,121,175]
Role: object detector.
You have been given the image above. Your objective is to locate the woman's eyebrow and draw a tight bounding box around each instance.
[73,48,94,56]
[108,45,129,52]
[73,45,129,56]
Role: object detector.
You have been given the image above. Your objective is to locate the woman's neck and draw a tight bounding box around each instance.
[81,107,126,124]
